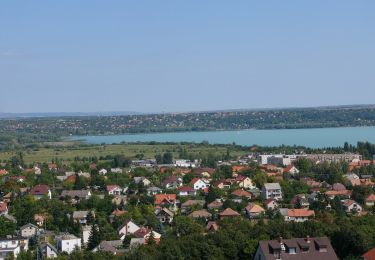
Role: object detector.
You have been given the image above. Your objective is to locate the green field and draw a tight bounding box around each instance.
[0,143,248,164]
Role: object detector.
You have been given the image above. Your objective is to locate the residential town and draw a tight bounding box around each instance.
[1,149,375,259]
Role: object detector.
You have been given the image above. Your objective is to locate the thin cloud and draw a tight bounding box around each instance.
[0,50,22,57]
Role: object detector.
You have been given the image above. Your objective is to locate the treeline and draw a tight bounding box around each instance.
[2,105,375,138]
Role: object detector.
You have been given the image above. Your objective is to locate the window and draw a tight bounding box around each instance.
[289,247,296,254]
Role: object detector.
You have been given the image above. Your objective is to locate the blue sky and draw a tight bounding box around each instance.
[1,1,374,113]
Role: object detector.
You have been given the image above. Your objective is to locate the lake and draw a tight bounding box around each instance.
[70,126,375,148]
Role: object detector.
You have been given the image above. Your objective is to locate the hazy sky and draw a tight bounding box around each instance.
[1,1,375,113]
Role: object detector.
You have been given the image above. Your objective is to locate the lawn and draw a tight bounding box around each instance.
[0,143,247,164]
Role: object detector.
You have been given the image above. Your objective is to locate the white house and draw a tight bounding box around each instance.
[262,183,282,201]
[41,242,58,258]
[191,178,210,190]
[56,234,81,254]
[264,199,278,210]
[111,168,123,173]
[106,185,122,195]
[0,237,29,260]
[20,223,38,238]
[175,159,197,168]
[118,220,140,240]
[82,225,92,245]
[236,176,256,189]
[99,169,108,175]
[133,177,151,187]
[279,208,315,222]
[342,199,363,213]
[284,165,300,175]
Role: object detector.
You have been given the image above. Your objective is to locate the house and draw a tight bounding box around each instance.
[118,220,140,240]
[48,163,57,171]
[189,209,212,220]
[219,208,240,219]
[254,236,338,260]
[207,201,223,211]
[133,228,161,245]
[72,210,92,224]
[245,203,265,219]
[41,242,58,258]
[213,179,231,189]
[146,186,162,196]
[60,190,91,202]
[56,234,81,254]
[181,200,205,213]
[92,240,124,255]
[0,202,8,216]
[0,236,29,259]
[342,199,362,213]
[363,247,375,260]
[154,194,178,211]
[231,189,252,200]
[178,186,197,197]
[20,223,38,238]
[332,183,346,191]
[106,185,122,195]
[236,176,256,189]
[264,199,278,210]
[112,195,127,206]
[205,221,219,232]
[175,159,197,168]
[34,166,41,175]
[279,208,315,222]
[155,207,174,224]
[0,169,9,175]
[191,178,210,190]
[350,179,375,187]
[111,209,127,218]
[193,168,215,178]
[34,214,48,227]
[29,185,52,200]
[133,177,151,187]
[290,194,310,209]
[283,165,300,175]
[325,190,352,199]
[82,225,92,245]
[162,175,183,189]
[262,183,282,201]
[99,169,108,175]
[110,168,123,173]
[365,194,375,207]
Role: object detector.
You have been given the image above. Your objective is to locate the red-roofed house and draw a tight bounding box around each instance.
[29,185,51,199]
[0,201,8,215]
[106,185,122,195]
[283,165,299,175]
[363,247,375,260]
[366,194,375,207]
[280,208,315,222]
[178,186,196,196]
[245,203,265,219]
[219,208,240,219]
[154,194,178,211]
[0,169,9,175]
[231,189,252,199]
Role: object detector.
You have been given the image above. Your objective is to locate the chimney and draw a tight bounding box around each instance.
[278,236,283,243]
[305,235,311,243]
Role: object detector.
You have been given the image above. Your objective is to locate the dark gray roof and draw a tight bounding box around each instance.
[257,237,338,260]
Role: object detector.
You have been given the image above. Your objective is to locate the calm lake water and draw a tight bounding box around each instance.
[70,126,375,148]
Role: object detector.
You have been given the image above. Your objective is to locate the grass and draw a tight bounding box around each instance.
[0,143,248,164]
